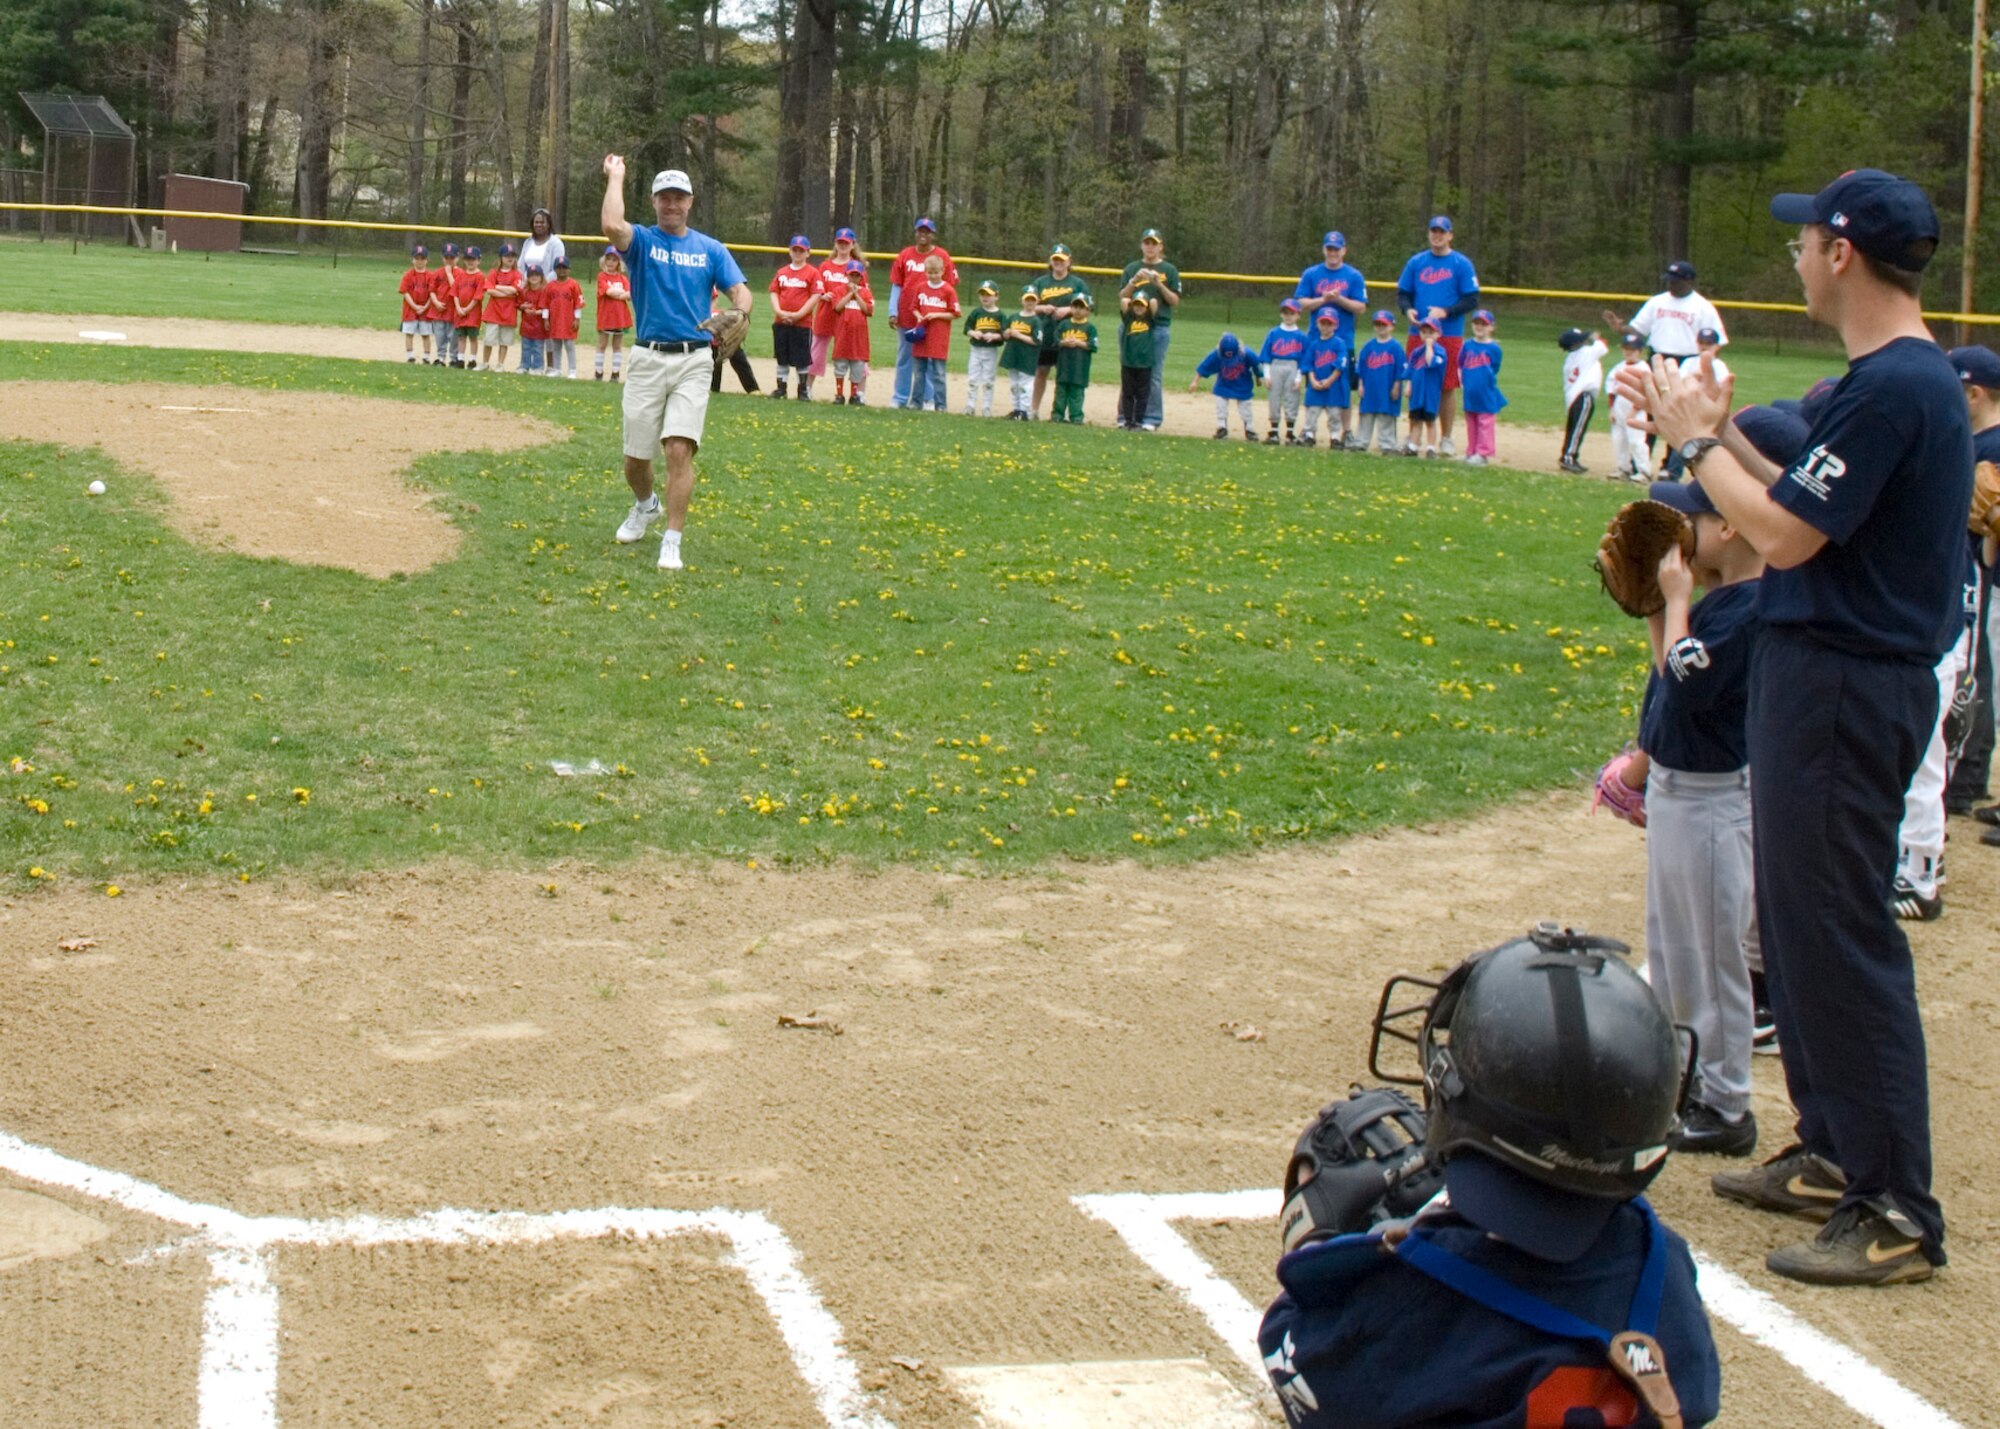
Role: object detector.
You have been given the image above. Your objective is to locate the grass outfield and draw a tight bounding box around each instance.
[0,340,1664,884]
[0,235,1852,425]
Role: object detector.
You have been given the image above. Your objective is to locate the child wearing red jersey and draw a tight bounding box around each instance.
[517,266,550,374]
[480,243,522,372]
[594,247,632,381]
[430,243,460,365]
[812,227,860,387]
[453,246,487,369]
[830,258,874,405]
[398,245,434,364]
[769,234,821,400]
[543,257,584,378]
[907,253,959,412]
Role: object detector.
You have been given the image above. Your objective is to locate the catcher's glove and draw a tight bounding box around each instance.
[1591,749,1648,828]
[699,308,750,361]
[1594,499,1697,618]
[1279,1086,1443,1255]
[1970,460,2000,541]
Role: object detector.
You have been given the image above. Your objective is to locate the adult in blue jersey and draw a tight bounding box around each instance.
[600,156,751,572]
[1295,231,1369,445]
[1625,169,1969,1288]
[1395,216,1480,456]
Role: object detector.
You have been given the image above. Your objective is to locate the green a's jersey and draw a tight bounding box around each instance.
[999,312,1044,373]
[1121,259,1182,324]
[1119,304,1157,368]
[1035,271,1092,345]
[964,307,1008,344]
[1053,319,1097,385]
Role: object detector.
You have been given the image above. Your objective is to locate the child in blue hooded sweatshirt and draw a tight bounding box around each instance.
[1191,332,1264,439]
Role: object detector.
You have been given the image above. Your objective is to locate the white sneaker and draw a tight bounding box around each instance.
[616,496,662,543]
[1439,437,1456,457]
[657,532,684,571]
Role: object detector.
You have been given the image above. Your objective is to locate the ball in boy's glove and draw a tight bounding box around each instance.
[1592,749,1648,828]
[1279,1086,1443,1255]
[1970,460,2000,540]
[1594,499,1697,618]
[698,309,750,360]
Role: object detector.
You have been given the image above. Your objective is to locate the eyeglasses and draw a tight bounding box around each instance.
[1787,235,1834,261]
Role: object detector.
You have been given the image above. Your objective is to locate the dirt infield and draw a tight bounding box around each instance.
[0,381,559,577]
[1,310,1631,479]
[2,795,1993,1426]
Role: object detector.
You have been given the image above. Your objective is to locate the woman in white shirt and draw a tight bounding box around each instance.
[520,208,566,281]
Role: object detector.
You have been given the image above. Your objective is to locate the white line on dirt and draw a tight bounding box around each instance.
[157,404,257,413]
[1072,1188,1964,1429]
[0,1131,890,1429]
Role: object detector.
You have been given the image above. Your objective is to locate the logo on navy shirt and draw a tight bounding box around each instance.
[1788,443,1848,499]
[1263,1330,1320,1421]
[1667,637,1710,680]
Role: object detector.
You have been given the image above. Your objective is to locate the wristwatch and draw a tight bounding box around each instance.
[1677,436,1723,467]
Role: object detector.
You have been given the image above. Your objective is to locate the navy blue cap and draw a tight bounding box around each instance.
[498,241,516,257]
[1695,327,1722,345]
[1648,478,1717,517]
[914,216,936,231]
[1322,230,1347,248]
[1949,345,2000,389]
[1444,1152,1621,1264]
[1770,169,1940,273]
[1664,261,1696,281]
[1428,215,1453,233]
[465,244,482,259]
[1416,313,1441,330]
[1621,331,1646,348]
[1219,332,1240,354]
[441,241,459,258]
[410,244,428,258]
[1733,404,1810,465]
[523,264,543,277]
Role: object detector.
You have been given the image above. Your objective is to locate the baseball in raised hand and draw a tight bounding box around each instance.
[603,154,626,181]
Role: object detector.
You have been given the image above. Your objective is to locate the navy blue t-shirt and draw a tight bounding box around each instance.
[1260,1204,1719,1428]
[1759,337,1973,661]
[1640,580,1759,772]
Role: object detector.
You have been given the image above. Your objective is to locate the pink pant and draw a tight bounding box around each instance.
[1464,411,1498,458]
[809,333,831,377]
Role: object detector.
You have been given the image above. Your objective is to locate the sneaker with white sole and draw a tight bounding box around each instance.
[657,532,684,571]
[1438,437,1455,457]
[616,496,662,544]
[1889,875,1942,921]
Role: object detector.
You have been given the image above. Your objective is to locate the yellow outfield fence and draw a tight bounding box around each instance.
[6,200,1999,327]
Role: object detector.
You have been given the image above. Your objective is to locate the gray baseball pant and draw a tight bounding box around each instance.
[1266,360,1302,431]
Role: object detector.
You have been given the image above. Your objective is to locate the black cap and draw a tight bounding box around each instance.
[1648,478,1717,518]
[1770,169,1940,273]
[1557,327,1588,351]
[1949,344,2000,389]
[1664,261,1696,281]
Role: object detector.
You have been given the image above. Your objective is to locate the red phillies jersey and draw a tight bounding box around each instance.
[833,282,873,362]
[812,259,854,337]
[769,263,818,324]
[399,268,430,323]
[596,271,632,330]
[543,278,583,340]
[482,266,521,325]
[911,282,959,359]
[453,269,486,326]
[518,287,550,339]
[894,245,957,323]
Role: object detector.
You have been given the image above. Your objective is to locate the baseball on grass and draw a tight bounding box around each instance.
[87,480,106,496]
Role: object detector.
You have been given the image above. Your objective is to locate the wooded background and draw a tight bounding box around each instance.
[1,0,1990,304]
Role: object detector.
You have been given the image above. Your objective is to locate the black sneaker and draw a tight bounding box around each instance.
[1766,1201,1935,1286]
[1671,1102,1757,1157]
[1889,875,1942,921]
[1559,458,1589,474]
[1750,971,1778,1056]
[1214,427,1228,439]
[770,383,788,400]
[1973,803,2000,826]
[1264,430,1280,445]
[1712,1143,1845,1221]
[1984,825,2000,847]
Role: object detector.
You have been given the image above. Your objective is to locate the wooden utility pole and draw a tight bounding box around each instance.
[1965,0,1988,345]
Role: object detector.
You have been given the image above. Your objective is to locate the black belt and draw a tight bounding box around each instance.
[637,338,709,354]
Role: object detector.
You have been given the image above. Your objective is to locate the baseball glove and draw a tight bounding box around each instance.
[1279,1085,1443,1255]
[699,308,750,361]
[1970,460,2000,540]
[1594,499,1697,618]
[1591,749,1648,828]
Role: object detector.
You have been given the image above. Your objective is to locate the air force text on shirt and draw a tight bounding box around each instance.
[650,247,714,269]
[1786,443,1848,501]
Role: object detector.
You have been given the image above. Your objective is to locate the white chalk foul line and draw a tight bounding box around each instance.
[1073,1188,1964,1429]
[0,1131,890,1429]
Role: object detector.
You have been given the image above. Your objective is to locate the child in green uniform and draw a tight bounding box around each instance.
[963,281,1008,416]
[1052,295,1098,424]
[1001,285,1044,420]
[1117,289,1158,430]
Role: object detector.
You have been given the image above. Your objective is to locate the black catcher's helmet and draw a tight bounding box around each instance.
[1369,923,1691,1202]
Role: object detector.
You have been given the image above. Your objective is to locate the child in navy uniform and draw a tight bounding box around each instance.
[1190,332,1264,439]
[1261,298,1308,444]
[1298,307,1348,447]
[1352,312,1406,455]
[1456,309,1506,466]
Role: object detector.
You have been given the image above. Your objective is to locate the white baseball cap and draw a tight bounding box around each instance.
[650,169,693,195]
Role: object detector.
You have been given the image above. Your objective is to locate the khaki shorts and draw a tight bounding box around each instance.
[622,345,714,457]
[481,321,513,347]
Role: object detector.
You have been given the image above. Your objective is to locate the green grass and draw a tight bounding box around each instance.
[1,236,1851,425]
[1,339,1666,884]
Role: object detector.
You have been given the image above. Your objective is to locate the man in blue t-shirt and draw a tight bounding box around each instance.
[1395,217,1479,456]
[1295,231,1368,445]
[1624,168,1970,1288]
[600,155,752,572]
